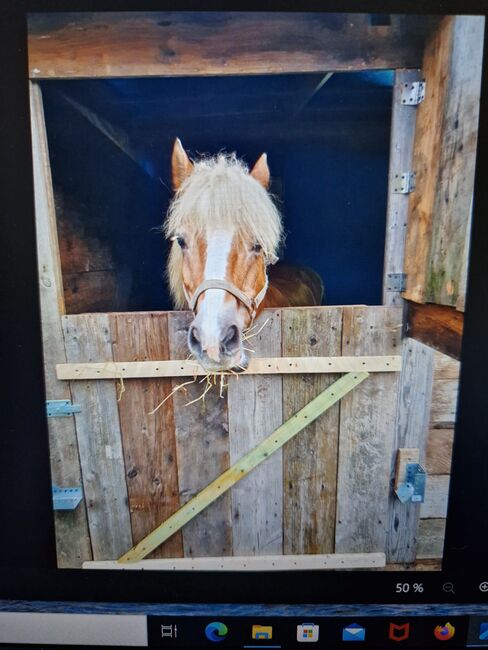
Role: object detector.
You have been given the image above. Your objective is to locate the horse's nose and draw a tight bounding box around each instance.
[220,324,240,356]
[188,325,202,357]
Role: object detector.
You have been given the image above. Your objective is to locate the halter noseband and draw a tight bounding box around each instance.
[186,276,268,322]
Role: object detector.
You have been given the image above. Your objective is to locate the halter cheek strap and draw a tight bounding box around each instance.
[186,275,269,322]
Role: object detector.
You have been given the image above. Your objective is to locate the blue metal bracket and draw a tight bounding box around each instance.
[52,485,83,511]
[46,399,81,418]
[395,463,426,504]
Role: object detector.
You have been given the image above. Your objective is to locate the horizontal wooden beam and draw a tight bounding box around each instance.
[28,12,435,79]
[84,552,385,571]
[56,355,401,380]
[406,300,463,360]
[118,372,368,562]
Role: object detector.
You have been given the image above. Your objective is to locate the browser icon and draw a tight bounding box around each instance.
[343,623,366,641]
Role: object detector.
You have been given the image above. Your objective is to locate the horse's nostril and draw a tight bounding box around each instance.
[188,326,202,353]
[221,324,240,353]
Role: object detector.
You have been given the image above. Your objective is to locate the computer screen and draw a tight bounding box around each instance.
[1,1,487,648]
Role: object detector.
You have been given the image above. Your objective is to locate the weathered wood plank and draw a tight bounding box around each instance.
[403,16,484,309]
[387,338,434,563]
[167,311,232,558]
[430,379,459,427]
[433,350,460,381]
[425,429,454,475]
[30,81,92,568]
[383,69,421,306]
[336,306,402,554]
[110,313,183,559]
[57,354,401,380]
[120,372,368,562]
[28,12,434,79]
[417,518,446,559]
[406,300,463,360]
[420,475,450,519]
[282,307,342,554]
[63,313,133,559]
[86,552,385,571]
[228,310,283,555]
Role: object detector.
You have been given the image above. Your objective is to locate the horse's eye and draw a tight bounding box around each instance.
[252,243,262,253]
[176,236,187,249]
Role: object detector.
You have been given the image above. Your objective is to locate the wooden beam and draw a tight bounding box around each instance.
[118,372,368,562]
[28,12,435,79]
[406,300,463,360]
[403,16,484,310]
[56,355,401,380]
[84,552,385,571]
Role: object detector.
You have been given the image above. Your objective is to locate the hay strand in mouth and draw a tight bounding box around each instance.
[242,317,270,342]
[148,379,197,415]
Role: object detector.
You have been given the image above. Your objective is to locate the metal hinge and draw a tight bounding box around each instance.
[52,485,83,511]
[400,80,426,105]
[392,171,416,194]
[395,463,427,504]
[46,399,81,418]
[385,273,407,293]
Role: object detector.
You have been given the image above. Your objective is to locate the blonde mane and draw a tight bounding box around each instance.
[164,153,283,308]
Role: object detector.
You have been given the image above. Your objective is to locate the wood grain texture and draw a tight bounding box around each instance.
[433,351,460,380]
[110,313,182,559]
[387,338,434,563]
[382,69,421,306]
[406,300,463,360]
[168,311,232,557]
[336,306,402,553]
[27,12,434,79]
[63,313,133,559]
[403,16,484,309]
[420,475,450,519]
[228,310,283,555]
[430,379,459,427]
[425,429,454,475]
[282,307,342,554]
[31,82,92,567]
[417,518,446,559]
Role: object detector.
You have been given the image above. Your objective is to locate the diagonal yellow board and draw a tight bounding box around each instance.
[118,371,369,563]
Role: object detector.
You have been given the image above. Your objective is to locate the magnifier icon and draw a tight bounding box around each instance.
[443,582,455,594]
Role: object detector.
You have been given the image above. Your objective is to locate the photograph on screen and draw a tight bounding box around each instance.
[27,11,484,570]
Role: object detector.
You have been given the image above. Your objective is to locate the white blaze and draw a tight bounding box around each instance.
[196,228,235,350]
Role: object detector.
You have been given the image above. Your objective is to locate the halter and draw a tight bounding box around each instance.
[186,275,269,323]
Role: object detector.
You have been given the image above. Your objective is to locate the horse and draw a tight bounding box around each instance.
[164,138,324,372]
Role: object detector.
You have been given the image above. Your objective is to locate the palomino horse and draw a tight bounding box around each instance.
[165,138,324,372]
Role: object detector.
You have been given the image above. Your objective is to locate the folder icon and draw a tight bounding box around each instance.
[252,625,272,640]
[342,623,366,641]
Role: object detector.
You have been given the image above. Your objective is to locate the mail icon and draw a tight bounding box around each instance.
[342,623,366,642]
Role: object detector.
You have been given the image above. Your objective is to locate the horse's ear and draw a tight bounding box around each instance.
[171,138,193,190]
[250,153,270,189]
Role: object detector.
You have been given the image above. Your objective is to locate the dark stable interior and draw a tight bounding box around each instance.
[41,71,393,313]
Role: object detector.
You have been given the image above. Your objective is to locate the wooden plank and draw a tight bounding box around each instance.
[336,307,402,554]
[403,16,484,309]
[167,311,232,558]
[392,447,420,494]
[433,350,460,381]
[228,311,283,555]
[282,307,342,554]
[119,371,368,562]
[430,379,459,427]
[56,354,401,380]
[110,313,183,559]
[30,81,92,568]
[406,300,463,360]
[63,313,133,559]
[382,69,421,306]
[27,13,434,79]
[420,475,450,519]
[85,552,385,571]
[425,429,454,475]
[387,338,434,563]
[417,518,446,559]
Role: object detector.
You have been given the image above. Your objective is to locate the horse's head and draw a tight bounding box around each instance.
[165,138,282,372]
